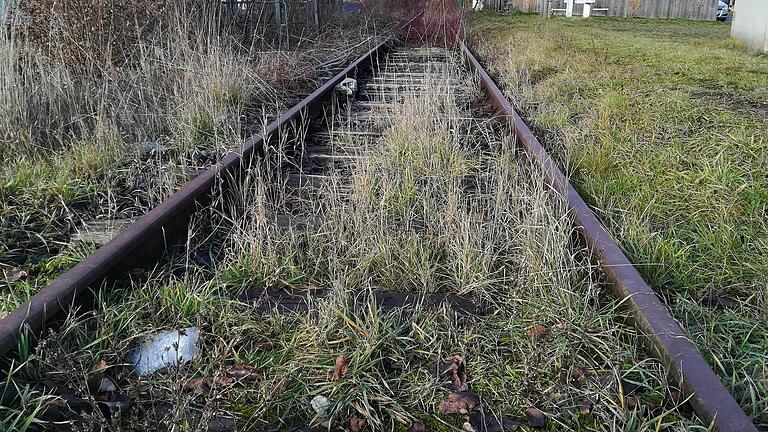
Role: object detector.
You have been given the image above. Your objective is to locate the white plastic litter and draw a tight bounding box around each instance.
[334,78,358,97]
[129,327,200,376]
[310,395,331,415]
[137,139,168,156]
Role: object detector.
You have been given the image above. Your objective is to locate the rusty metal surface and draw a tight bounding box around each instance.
[460,42,756,432]
[0,39,392,360]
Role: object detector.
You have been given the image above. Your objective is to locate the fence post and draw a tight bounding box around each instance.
[312,0,319,27]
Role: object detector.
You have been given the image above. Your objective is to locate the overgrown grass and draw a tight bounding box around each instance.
[469,13,767,426]
[0,2,390,317]
[1,48,703,431]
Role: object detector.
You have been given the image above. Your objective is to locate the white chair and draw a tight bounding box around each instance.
[550,0,608,18]
[575,0,595,17]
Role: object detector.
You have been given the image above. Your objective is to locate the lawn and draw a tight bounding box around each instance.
[469,13,767,426]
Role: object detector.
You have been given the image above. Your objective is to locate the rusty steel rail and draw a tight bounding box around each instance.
[0,39,393,359]
[459,42,756,432]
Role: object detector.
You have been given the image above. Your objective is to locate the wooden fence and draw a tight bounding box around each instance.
[482,0,718,20]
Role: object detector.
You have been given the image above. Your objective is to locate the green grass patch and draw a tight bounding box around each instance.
[469,13,767,425]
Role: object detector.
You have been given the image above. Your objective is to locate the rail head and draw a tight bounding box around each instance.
[459,41,756,432]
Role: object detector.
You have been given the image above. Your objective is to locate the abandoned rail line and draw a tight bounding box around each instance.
[0,34,758,431]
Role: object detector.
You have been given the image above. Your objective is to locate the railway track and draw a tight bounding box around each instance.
[242,47,482,314]
[0,37,758,431]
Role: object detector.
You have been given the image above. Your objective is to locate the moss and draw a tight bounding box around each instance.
[35,252,80,278]
[228,402,263,420]
[643,392,664,407]
[408,413,464,432]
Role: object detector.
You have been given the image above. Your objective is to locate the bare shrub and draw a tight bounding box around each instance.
[363,0,464,46]
[21,0,170,70]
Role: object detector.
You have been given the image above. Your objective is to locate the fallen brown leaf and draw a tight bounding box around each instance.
[183,375,232,393]
[273,376,290,395]
[597,371,614,387]
[525,407,547,428]
[524,324,550,341]
[701,292,738,309]
[183,364,262,394]
[568,367,590,388]
[577,401,592,416]
[5,268,27,283]
[258,341,277,351]
[667,389,682,405]
[438,391,480,414]
[469,412,519,432]
[226,364,262,382]
[87,360,108,396]
[350,415,367,431]
[408,420,426,432]
[436,354,468,391]
[331,355,350,381]
[625,397,639,410]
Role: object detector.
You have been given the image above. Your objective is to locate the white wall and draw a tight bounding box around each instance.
[731,0,768,53]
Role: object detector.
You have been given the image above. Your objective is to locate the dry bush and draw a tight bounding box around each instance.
[0,0,262,268]
[0,0,264,156]
[21,0,170,70]
[363,0,464,46]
